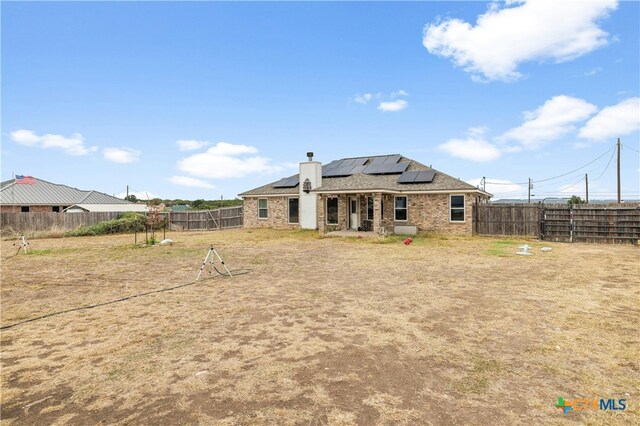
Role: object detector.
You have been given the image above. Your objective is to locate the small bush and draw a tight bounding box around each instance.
[66,213,146,237]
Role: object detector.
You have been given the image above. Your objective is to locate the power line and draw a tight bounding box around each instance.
[485,143,616,186]
[591,147,617,182]
[622,143,640,154]
[533,145,615,183]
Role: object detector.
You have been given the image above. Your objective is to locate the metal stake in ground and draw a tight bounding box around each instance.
[13,235,29,254]
[196,245,233,280]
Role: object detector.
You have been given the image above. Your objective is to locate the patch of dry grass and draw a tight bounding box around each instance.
[1,229,638,424]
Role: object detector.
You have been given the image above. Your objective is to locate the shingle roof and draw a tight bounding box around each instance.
[239,154,490,197]
[0,177,134,205]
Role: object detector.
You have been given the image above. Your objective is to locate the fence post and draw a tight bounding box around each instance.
[540,203,544,241]
[474,198,478,235]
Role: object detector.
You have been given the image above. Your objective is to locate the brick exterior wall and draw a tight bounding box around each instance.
[402,193,479,235]
[317,194,348,234]
[244,192,488,235]
[0,205,66,213]
[243,197,300,229]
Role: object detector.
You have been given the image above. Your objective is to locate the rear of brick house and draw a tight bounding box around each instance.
[240,153,491,235]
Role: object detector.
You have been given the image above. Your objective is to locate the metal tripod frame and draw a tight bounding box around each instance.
[196,245,233,280]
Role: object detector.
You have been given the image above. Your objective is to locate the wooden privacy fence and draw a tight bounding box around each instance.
[474,202,640,244]
[0,207,244,234]
[1,211,122,233]
[165,207,243,231]
[474,203,540,237]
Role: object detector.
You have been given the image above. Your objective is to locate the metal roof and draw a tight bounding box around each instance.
[0,177,134,206]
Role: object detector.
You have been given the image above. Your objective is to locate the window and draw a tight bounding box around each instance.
[288,197,299,224]
[52,206,60,212]
[258,198,268,219]
[381,197,384,220]
[367,196,374,220]
[450,195,465,222]
[395,196,407,221]
[326,197,338,225]
[21,206,29,213]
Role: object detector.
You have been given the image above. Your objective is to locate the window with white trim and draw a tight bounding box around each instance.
[394,196,407,221]
[450,195,465,222]
[367,196,374,220]
[258,198,268,219]
[288,197,299,224]
[326,197,338,225]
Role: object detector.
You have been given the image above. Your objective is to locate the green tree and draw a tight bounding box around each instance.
[567,195,586,205]
[192,199,207,209]
[125,194,138,202]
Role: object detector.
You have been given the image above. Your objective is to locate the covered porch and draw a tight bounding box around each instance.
[317,192,395,235]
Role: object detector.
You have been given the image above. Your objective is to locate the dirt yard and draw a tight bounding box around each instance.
[1,229,638,425]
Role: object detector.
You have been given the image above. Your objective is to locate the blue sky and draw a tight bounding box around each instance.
[2,1,639,201]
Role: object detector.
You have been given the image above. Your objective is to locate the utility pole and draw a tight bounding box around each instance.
[126,185,129,199]
[528,178,532,203]
[617,138,621,203]
[585,173,589,204]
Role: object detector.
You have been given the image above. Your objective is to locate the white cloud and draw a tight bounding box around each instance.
[177,139,210,151]
[578,97,640,141]
[467,177,525,197]
[10,129,97,156]
[378,99,408,112]
[354,93,375,104]
[423,0,617,82]
[177,142,281,179]
[585,67,603,76]
[501,95,597,148]
[10,129,40,146]
[438,127,501,162]
[354,90,408,111]
[391,90,409,97]
[168,176,215,189]
[103,147,141,164]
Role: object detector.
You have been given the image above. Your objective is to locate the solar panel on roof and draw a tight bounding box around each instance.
[397,171,419,183]
[397,169,436,184]
[273,176,300,188]
[382,155,401,164]
[324,167,353,177]
[363,164,381,174]
[352,157,368,166]
[389,162,409,173]
[323,160,343,170]
[415,170,436,183]
[351,165,367,174]
[369,157,387,166]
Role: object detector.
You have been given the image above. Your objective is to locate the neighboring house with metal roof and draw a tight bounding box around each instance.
[239,153,491,235]
[0,177,148,213]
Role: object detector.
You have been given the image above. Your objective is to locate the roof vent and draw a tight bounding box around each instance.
[306,152,314,161]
